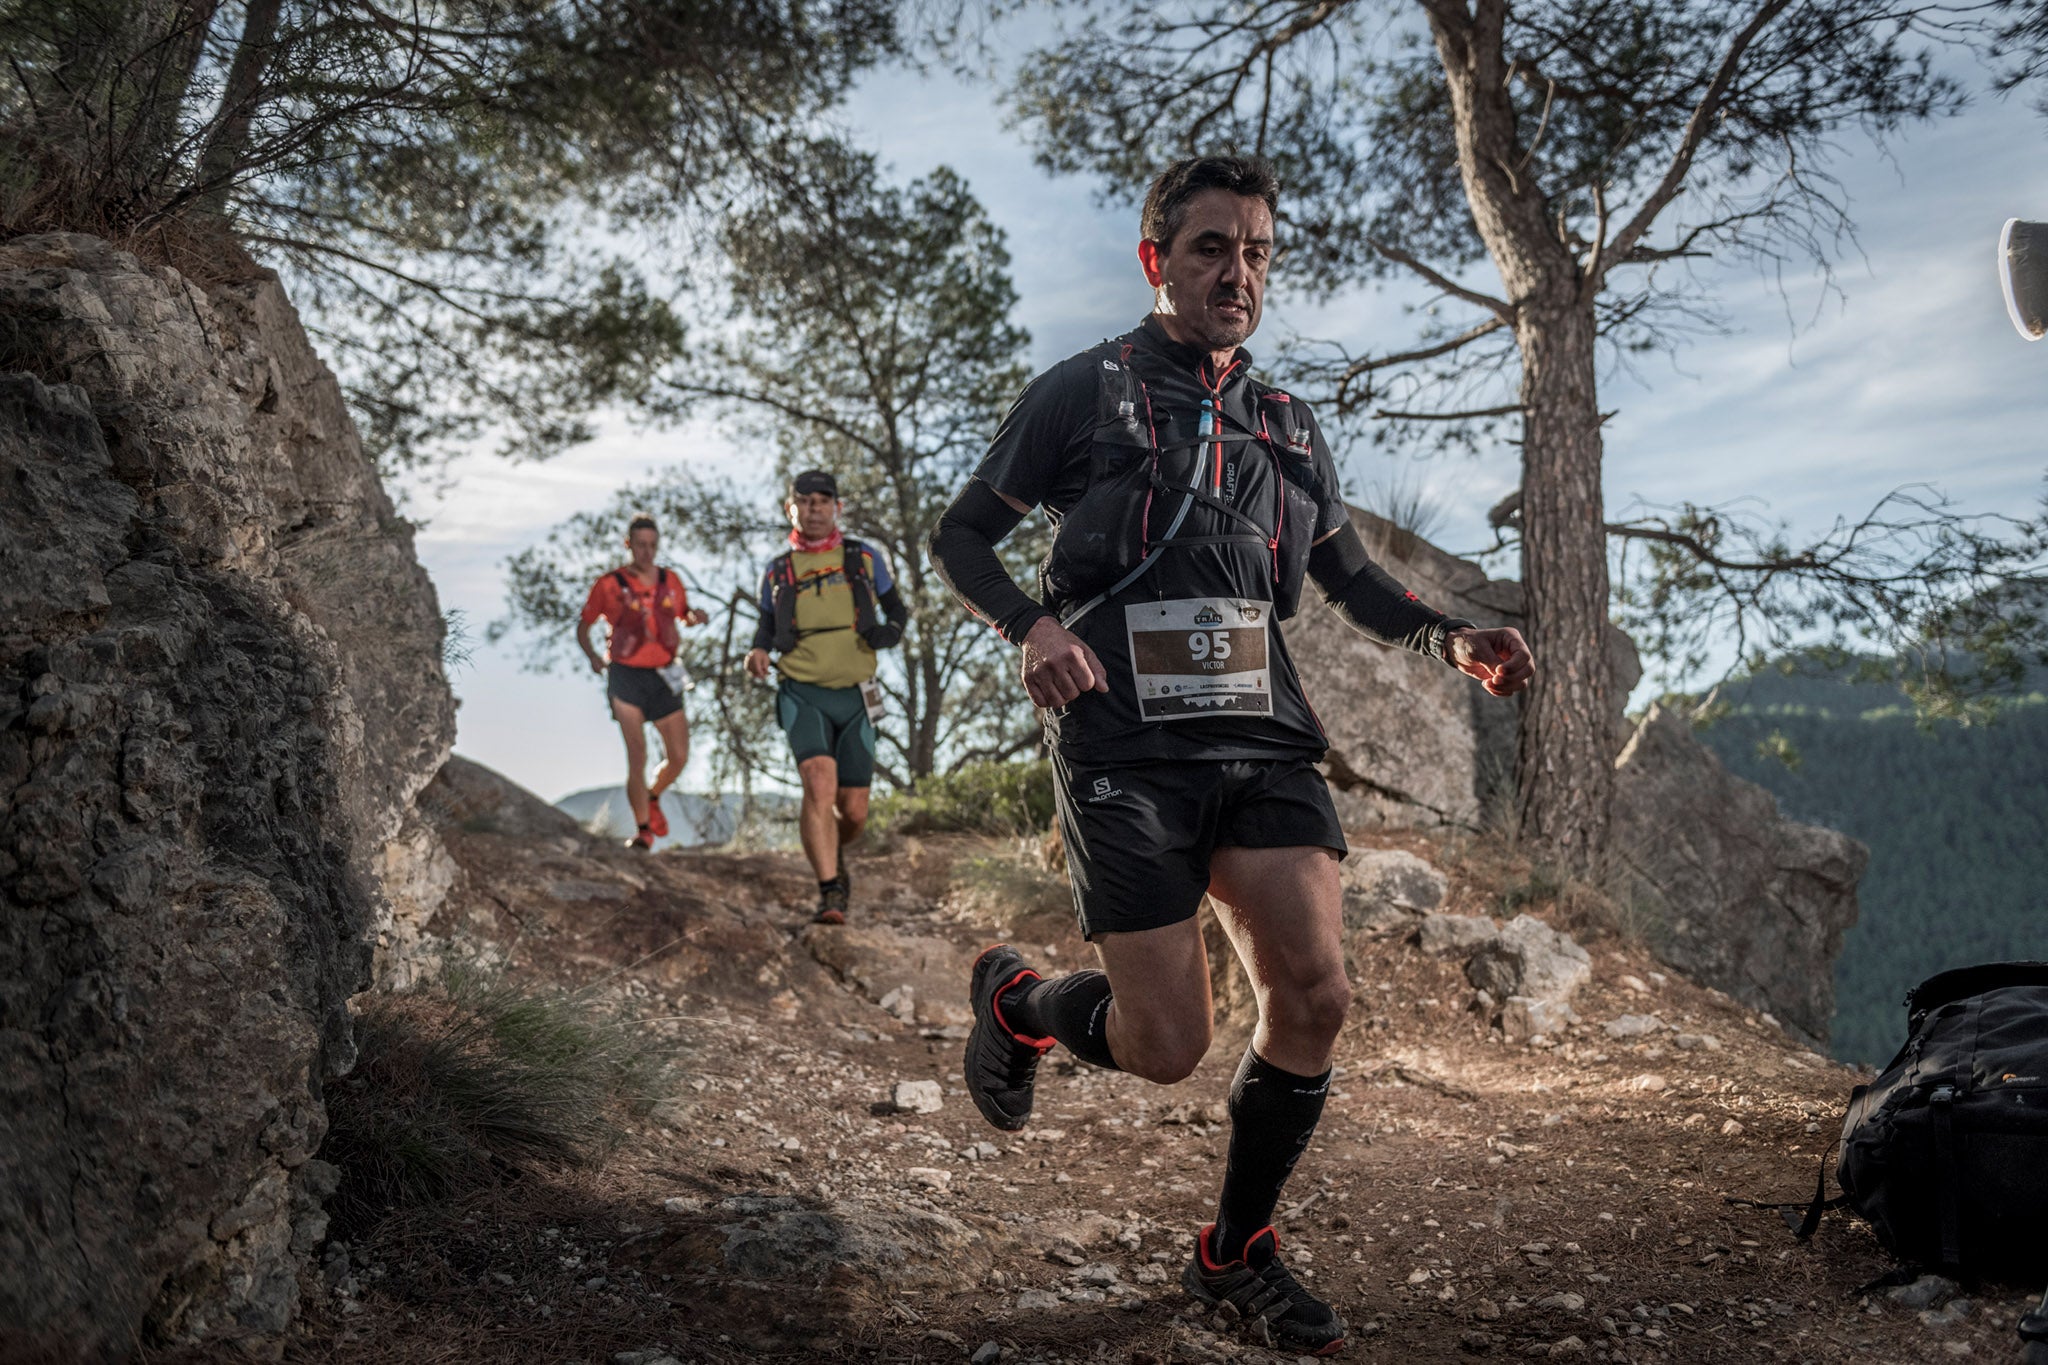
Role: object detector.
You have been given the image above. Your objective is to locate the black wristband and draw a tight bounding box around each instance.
[1431,617,1478,662]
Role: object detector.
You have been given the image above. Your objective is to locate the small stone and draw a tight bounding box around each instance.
[1603,1014,1664,1040]
[1072,1263,1120,1287]
[892,1079,944,1114]
[1015,1288,1061,1311]
[1886,1274,1957,1311]
[971,1344,1003,1365]
[905,1166,951,1190]
[1407,1268,1431,1285]
[1626,1074,1668,1092]
[1720,1119,1744,1137]
[1549,1337,1587,1357]
[1534,1292,1586,1313]
[878,986,918,1022]
[661,1196,702,1215]
[1501,996,1577,1043]
[1620,975,1649,994]
[1418,913,1499,956]
[1474,1299,1502,1321]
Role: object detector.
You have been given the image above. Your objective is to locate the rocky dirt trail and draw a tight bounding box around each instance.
[286,775,2033,1365]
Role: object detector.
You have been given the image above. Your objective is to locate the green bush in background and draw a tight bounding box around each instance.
[874,758,1055,836]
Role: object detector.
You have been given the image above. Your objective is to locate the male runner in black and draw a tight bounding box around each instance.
[929,155,1533,1355]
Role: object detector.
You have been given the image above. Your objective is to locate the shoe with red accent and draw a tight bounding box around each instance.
[964,944,1056,1131]
[626,824,655,851]
[645,798,669,838]
[813,873,849,925]
[1182,1223,1347,1355]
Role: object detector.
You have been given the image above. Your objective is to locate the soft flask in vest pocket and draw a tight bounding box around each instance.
[1039,355,1156,610]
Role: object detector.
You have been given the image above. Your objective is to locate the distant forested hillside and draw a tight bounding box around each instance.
[1691,670,2048,1066]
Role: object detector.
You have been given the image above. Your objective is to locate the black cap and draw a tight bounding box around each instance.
[790,469,839,499]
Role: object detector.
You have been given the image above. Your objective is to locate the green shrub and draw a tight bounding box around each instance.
[875,758,1056,836]
[322,973,658,1234]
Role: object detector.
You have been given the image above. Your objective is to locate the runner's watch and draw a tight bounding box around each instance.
[1430,617,1478,662]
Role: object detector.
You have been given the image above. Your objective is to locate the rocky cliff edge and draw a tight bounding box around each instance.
[0,233,453,1359]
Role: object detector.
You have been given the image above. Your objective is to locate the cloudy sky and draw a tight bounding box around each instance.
[401,46,2048,806]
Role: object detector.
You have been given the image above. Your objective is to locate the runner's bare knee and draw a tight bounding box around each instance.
[1110,994,1211,1083]
[1264,969,1352,1050]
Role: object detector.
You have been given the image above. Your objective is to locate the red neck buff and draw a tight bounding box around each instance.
[788,527,844,554]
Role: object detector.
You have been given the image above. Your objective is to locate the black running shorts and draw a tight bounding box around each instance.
[606,663,682,723]
[1052,753,1348,939]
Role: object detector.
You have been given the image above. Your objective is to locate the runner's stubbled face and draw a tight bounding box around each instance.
[1141,188,1273,360]
[627,526,658,573]
[788,491,840,543]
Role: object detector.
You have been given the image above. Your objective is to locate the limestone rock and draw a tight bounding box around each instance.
[1610,705,1866,1046]
[802,922,973,1029]
[688,1194,991,1290]
[1419,913,1499,957]
[891,1079,944,1114]
[1604,1014,1666,1040]
[421,754,587,842]
[1501,996,1577,1043]
[0,234,452,1357]
[1291,507,1639,833]
[1466,914,1591,1005]
[1339,848,1448,931]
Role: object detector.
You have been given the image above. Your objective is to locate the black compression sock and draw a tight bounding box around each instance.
[999,969,1119,1070]
[1212,1047,1331,1262]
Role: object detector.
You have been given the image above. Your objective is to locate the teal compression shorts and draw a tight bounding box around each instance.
[776,679,876,787]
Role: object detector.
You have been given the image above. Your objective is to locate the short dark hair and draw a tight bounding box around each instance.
[626,514,658,538]
[1141,155,1280,255]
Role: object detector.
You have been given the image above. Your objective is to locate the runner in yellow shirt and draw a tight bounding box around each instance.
[744,471,910,922]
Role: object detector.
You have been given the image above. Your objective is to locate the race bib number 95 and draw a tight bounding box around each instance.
[1124,597,1272,721]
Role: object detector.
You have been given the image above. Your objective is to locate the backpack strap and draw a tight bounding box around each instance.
[1930,1085,1965,1268]
[842,538,878,635]
[770,550,799,653]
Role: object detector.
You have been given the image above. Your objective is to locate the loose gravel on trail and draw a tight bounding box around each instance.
[282,826,2036,1365]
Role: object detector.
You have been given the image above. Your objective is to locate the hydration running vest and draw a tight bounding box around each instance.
[1036,337,1323,631]
[607,567,683,666]
[768,539,880,653]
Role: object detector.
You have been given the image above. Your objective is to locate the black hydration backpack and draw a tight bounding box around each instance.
[1807,963,2048,1360]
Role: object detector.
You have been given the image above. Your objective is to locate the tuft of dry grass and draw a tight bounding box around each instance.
[321,974,663,1238]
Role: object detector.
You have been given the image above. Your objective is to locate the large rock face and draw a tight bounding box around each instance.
[0,234,453,1358]
[1610,705,1867,1047]
[1288,507,1640,831]
[1291,512,1864,1044]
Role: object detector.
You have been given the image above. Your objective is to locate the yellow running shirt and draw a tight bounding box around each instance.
[758,543,895,688]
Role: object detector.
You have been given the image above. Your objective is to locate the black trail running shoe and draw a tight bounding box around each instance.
[964,945,1055,1131]
[814,873,849,925]
[1182,1224,1348,1356]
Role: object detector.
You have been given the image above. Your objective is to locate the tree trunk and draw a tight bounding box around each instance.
[1427,0,1615,864]
[1513,297,1613,862]
[193,0,282,216]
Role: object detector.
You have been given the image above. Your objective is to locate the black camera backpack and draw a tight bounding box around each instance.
[1816,962,2048,1359]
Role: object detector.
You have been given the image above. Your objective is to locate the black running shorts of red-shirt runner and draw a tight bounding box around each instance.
[605,662,681,723]
[1052,752,1346,939]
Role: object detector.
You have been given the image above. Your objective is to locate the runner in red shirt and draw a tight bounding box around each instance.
[576,515,709,849]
